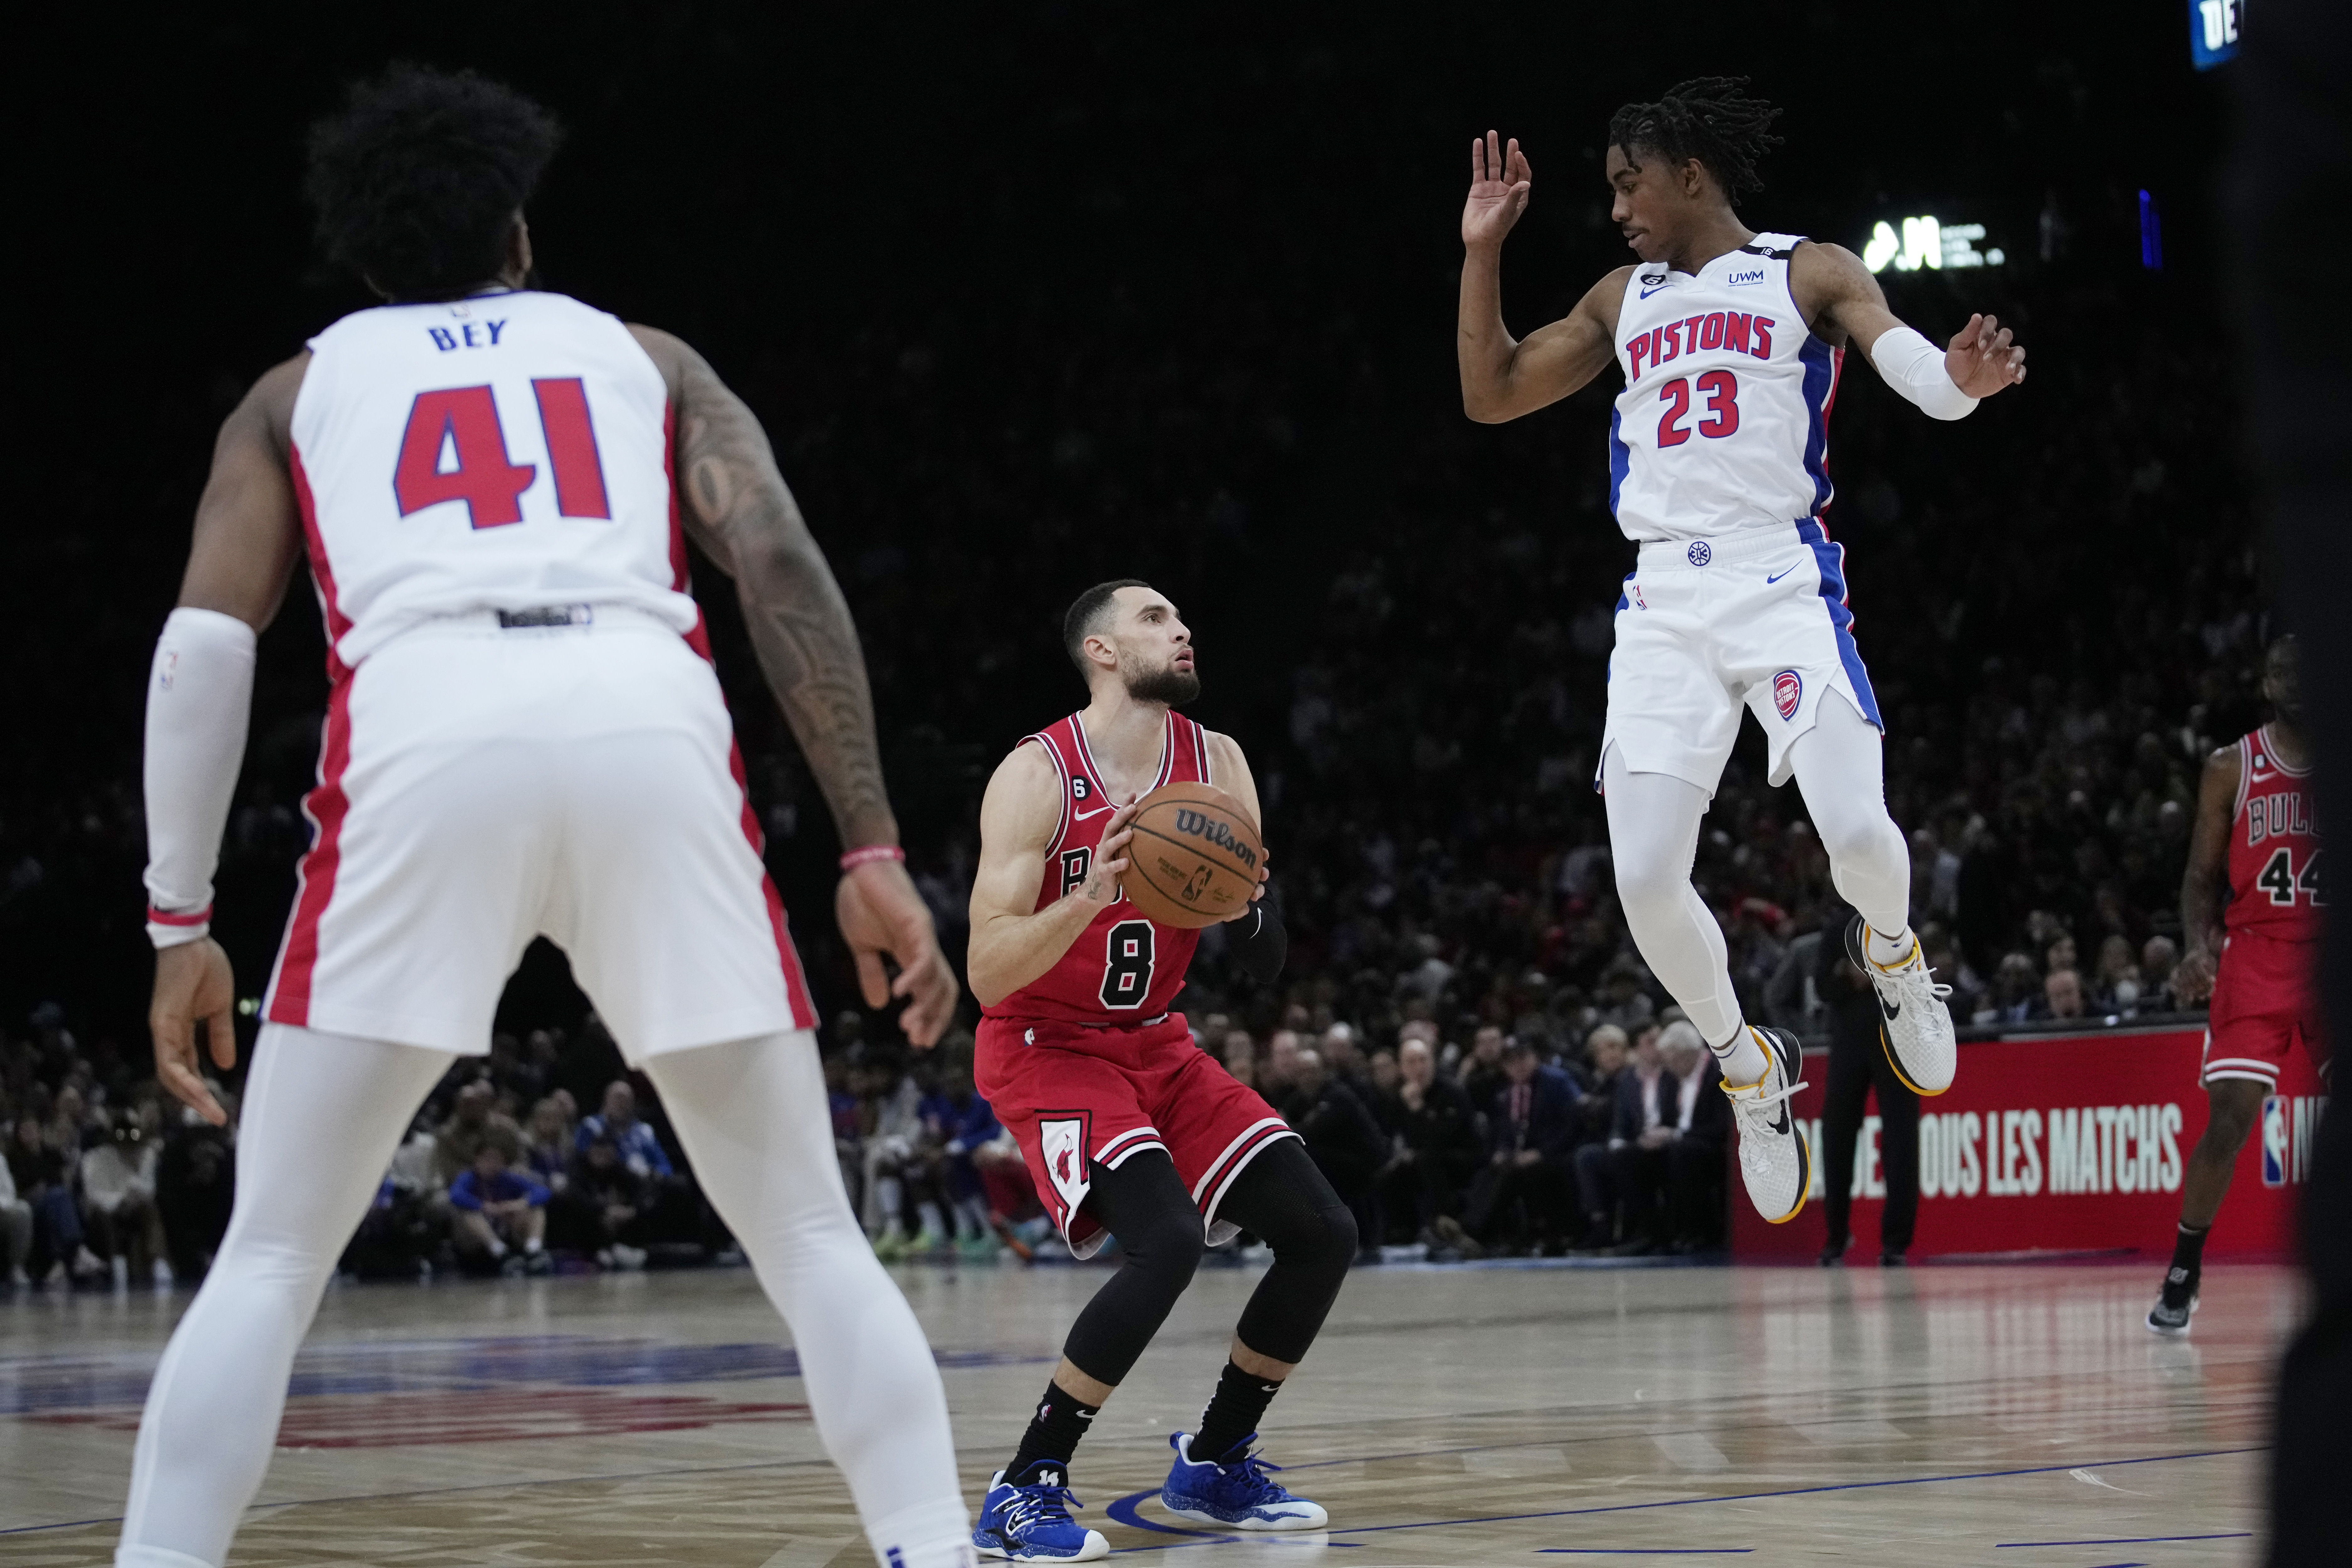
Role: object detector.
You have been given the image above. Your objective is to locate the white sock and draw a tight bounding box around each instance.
[1865,922,1916,967]
[1709,1024,1768,1086]
[523,1237,543,1255]
[863,1496,976,1568]
[486,1239,508,1259]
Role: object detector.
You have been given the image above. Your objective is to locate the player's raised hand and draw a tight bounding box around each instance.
[1082,800,1143,906]
[837,857,961,1047]
[151,937,237,1126]
[1462,131,1531,252]
[1945,313,2027,398]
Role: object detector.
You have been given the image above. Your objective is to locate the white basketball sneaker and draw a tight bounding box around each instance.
[1845,916,1957,1095]
[1721,1026,1811,1224]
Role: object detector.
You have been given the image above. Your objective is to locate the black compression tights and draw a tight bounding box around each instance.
[1060,1139,1357,1387]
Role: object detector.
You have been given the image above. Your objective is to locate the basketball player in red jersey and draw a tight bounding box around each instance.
[2150,636,2325,1333]
[962,581,1352,1559]
[123,68,972,1568]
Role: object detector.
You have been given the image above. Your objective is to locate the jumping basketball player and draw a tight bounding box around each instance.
[2150,636,2325,1333]
[962,581,1351,1559]
[1456,79,2026,1224]
[124,67,972,1568]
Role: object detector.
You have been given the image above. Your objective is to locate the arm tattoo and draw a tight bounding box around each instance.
[675,358,898,849]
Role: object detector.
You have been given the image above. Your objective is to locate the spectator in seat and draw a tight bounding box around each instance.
[1319,1023,1368,1090]
[1366,1047,1400,1105]
[1221,1030,1259,1090]
[1817,911,1921,1266]
[2143,934,2182,1005]
[1575,1023,1671,1251]
[80,1112,169,1286]
[919,1052,1006,1254]
[555,1134,651,1271]
[1455,1023,1509,1116]
[1656,1025,1731,1251]
[1983,953,2042,1024]
[1263,1028,1305,1096]
[2044,967,2087,1020]
[9,1113,98,1282]
[1381,1036,1483,1253]
[154,1113,233,1283]
[858,1054,932,1255]
[522,1096,574,1194]
[0,1138,32,1285]
[1463,1037,1580,1253]
[435,1080,525,1189]
[575,1080,671,1180]
[449,1143,552,1276]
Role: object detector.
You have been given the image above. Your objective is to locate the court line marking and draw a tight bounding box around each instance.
[1101,1447,2261,1549]
[1995,1535,2252,1547]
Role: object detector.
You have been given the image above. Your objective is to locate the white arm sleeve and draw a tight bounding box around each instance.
[142,607,257,947]
[1867,325,1980,421]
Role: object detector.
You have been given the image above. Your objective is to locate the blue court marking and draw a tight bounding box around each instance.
[1995,1535,2251,1548]
[1536,1552,1753,1556]
[1100,1448,2260,1553]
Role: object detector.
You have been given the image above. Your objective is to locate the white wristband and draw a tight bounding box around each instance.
[1867,325,1979,421]
[143,607,257,948]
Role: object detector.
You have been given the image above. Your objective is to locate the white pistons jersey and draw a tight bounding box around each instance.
[1607,233,1843,545]
[290,290,701,672]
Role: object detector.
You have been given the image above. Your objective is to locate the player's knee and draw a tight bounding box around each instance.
[1266,1193,1358,1284]
[1816,806,1903,881]
[1611,848,1686,920]
[1123,1202,1207,1294]
[2203,1086,2264,1149]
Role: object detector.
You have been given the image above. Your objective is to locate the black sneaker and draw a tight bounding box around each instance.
[2146,1263,2199,1335]
[1817,1238,1847,1268]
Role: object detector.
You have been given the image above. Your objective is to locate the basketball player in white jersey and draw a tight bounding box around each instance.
[1455,78,2026,1223]
[124,67,973,1568]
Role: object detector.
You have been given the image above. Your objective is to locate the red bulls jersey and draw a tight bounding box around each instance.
[2226,725,2322,941]
[984,709,1215,1025]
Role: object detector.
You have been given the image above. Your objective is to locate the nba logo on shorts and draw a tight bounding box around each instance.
[2262,1095,2289,1186]
[1773,669,1803,721]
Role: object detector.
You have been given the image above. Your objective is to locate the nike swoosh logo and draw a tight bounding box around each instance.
[1639,285,1670,299]
[1880,995,1901,1021]
[1073,805,1112,820]
[1765,566,1797,584]
[1768,1103,1791,1136]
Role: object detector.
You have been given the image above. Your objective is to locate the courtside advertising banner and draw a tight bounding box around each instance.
[1733,1026,2328,1261]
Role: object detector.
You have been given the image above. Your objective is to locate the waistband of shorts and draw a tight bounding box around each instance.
[383,603,683,642]
[981,1010,1180,1043]
[1635,524,1810,571]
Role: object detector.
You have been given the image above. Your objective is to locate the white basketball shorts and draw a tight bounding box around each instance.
[262,607,816,1059]
[1599,522,1882,795]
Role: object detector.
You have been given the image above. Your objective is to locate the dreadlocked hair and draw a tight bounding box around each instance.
[305,64,563,301]
[1607,76,1783,201]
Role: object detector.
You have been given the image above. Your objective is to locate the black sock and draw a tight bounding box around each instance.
[1193,1359,1283,1464]
[1006,1381,1099,1484]
[2170,1222,2210,1277]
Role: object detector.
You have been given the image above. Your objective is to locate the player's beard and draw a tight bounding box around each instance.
[1125,658,1200,708]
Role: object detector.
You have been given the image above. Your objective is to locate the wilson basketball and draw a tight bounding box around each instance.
[1120,782,1264,928]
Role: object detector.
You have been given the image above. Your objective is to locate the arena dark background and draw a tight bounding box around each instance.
[3,4,2256,1068]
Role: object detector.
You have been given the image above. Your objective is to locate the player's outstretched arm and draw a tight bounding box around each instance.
[636,326,956,1043]
[1793,243,2027,416]
[2171,745,2242,1004]
[966,744,1136,1009]
[147,353,310,1125]
[1457,131,1627,423]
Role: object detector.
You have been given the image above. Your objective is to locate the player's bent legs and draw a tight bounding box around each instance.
[118,1026,457,1568]
[1054,1150,1207,1389]
[639,1033,968,1567]
[1784,692,1910,937]
[1216,1138,1356,1368]
[2181,1076,2268,1229]
[1601,747,1755,1073]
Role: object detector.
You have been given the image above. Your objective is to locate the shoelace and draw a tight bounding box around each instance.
[1882,947,1955,1003]
[1002,1483,1084,1530]
[1211,1449,1294,1503]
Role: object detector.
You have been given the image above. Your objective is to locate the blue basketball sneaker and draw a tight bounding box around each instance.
[971,1467,1108,1561]
[1160,1432,1329,1529]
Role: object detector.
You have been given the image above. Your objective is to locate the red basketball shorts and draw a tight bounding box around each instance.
[974,1012,1297,1259]
[2202,928,2327,1088]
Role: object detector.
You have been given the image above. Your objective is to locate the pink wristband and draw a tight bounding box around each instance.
[839,845,906,871]
[147,903,213,927]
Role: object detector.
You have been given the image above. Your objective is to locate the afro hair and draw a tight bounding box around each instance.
[304,63,563,301]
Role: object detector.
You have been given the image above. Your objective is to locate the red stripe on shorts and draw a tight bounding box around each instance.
[267,674,354,1027]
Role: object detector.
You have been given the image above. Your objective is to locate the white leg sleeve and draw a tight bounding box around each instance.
[1787,691,1911,936]
[1602,750,1756,1068]
[118,1027,455,1568]
[644,1033,971,1568]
